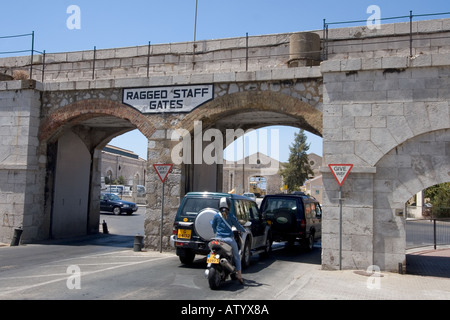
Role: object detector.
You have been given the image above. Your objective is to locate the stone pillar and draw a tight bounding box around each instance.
[145,128,182,250]
[321,169,375,270]
[0,80,45,243]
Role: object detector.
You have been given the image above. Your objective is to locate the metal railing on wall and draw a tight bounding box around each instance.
[322,10,450,60]
[2,11,450,83]
[0,31,46,81]
[1,37,311,83]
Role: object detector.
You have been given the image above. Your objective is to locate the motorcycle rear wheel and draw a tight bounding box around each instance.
[207,266,221,290]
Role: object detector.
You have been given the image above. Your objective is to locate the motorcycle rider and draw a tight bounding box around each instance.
[211,197,246,284]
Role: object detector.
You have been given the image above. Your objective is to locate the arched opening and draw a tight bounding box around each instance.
[222,125,323,196]
[39,100,153,240]
[405,181,450,278]
[173,91,323,196]
[374,128,450,273]
[160,89,324,260]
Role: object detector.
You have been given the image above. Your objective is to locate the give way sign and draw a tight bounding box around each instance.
[153,164,173,183]
[328,164,353,186]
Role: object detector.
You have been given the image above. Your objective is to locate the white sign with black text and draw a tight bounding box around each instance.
[123,84,214,114]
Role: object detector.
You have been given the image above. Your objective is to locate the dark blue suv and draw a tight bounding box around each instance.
[170,192,272,265]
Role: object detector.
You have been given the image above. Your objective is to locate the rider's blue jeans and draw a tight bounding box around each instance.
[218,237,241,272]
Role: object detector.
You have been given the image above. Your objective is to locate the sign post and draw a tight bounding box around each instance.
[153,164,173,253]
[328,164,353,270]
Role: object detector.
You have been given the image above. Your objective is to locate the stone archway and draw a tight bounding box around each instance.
[373,128,450,271]
[39,99,155,143]
[172,90,323,195]
[146,89,323,250]
[39,99,155,239]
[176,90,323,136]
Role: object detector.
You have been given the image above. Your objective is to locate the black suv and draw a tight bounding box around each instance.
[170,192,272,265]
[260,193,321,250]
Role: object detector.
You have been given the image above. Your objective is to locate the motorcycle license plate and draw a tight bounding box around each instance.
[207,254,220,264]
[177,229,191,239]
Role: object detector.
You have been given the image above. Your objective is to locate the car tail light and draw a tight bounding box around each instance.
[172,223,178,235]
[300,219,306,229]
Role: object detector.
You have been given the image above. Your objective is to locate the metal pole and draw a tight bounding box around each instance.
[147,41,151,78]
[409,10,413,57]
[41,50,46,83]
[325,23,329,60]
[193,0,198,42]
[339,186,343,270]
[242,135,245,194]
[433,218,437,250]
[92,46,96,80]
[160,180,165,253]
[322,19,326,60]
[193,0,198,70]
[30,31,34,80]
[246,32,249,71]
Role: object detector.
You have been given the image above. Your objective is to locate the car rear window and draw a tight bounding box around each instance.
[178,197,220,217]
[261,197,299,219]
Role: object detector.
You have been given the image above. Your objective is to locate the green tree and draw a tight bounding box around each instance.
[424,182,450,218]
[280,130,314,192]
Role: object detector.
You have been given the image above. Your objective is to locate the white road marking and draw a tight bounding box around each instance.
[0,255,174,296]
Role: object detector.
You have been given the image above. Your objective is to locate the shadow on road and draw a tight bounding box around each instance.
[406,249,450,278]
[31,233,137,249]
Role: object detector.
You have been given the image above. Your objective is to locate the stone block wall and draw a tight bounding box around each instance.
[321,53,450,271]
[0,80,46,243]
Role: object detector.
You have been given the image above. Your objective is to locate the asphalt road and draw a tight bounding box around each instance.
[406,219,450,248]
[2,205,445,302]
[0,233,321,300]
[0,205,322,300]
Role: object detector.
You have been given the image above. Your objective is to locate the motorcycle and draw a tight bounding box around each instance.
[204,229,247,290]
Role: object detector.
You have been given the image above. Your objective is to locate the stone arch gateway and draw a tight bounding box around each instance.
[1,20,450,273]
[144,84,323,250]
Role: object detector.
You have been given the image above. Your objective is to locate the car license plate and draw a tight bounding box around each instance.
[177,229,191,239]
[207,254,220,264]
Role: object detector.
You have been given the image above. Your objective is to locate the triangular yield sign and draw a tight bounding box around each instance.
[153,164,173,183]
[328,164,353,186]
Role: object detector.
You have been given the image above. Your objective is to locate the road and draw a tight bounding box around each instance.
[0,233,321,300]
[2,206,447,302]
[0,206,321,300]
[406,219,450,248]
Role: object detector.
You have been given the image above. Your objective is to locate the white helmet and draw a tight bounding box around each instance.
[219,197,230,211]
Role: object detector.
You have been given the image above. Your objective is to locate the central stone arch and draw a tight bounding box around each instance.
[145,88,323,250]
[177,90,323,136]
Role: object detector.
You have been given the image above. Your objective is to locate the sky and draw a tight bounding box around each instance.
[1,0,449,162]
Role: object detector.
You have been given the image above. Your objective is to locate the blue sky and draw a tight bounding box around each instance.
[1,1,449,161]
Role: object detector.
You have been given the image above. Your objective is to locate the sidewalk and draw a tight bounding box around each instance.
[281,248,450,300]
